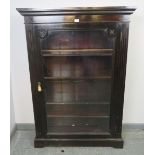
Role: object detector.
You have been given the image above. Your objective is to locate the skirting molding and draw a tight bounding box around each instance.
[16,123,35,130]
[10,124,17,140]
[123,123,144,130]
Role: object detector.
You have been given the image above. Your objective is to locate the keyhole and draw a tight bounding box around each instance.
[74,18,79,22]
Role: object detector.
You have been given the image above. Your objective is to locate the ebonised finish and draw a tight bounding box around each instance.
[17,7,136,148]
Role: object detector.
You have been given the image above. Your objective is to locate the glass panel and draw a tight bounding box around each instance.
[41,30,115,49]
[46,104,110,116]
[45,79,111,104]
[43,55,113,134]
[76,79,111,103]
[44,56,112,78]
[47,117,110,134]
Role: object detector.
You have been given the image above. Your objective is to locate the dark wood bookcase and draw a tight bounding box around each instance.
[17,7,136,148]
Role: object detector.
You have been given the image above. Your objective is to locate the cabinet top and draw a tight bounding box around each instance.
[17,7,136,16]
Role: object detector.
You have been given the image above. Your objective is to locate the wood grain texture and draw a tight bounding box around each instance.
[25,25,47,138]
[17,7,136,16]
[34,137,123,148]
[110,23,129,137]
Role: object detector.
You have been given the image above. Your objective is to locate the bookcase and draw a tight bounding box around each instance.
[17,7,136,148]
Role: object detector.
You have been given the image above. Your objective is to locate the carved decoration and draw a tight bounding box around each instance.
[103,28,116,37]
[103,28,108,33]
[109,29,115,35]
[38,29,48,39]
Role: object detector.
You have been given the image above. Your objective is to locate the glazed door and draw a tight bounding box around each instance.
[34,23,117,137]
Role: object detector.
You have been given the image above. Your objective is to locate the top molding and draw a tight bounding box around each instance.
[16,7,136,16]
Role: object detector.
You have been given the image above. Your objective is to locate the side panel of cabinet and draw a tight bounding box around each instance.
[110,23,129,137]
[25,24,47,138]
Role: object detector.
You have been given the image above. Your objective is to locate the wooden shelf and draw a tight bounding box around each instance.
[41,49,114,56]
[44,76,111,80]
[46,102,110,105]
[47,115,109,118]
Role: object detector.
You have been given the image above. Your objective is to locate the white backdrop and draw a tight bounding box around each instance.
[10,0,144,124]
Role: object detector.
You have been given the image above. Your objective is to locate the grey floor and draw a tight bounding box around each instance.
[11,129,144,155]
